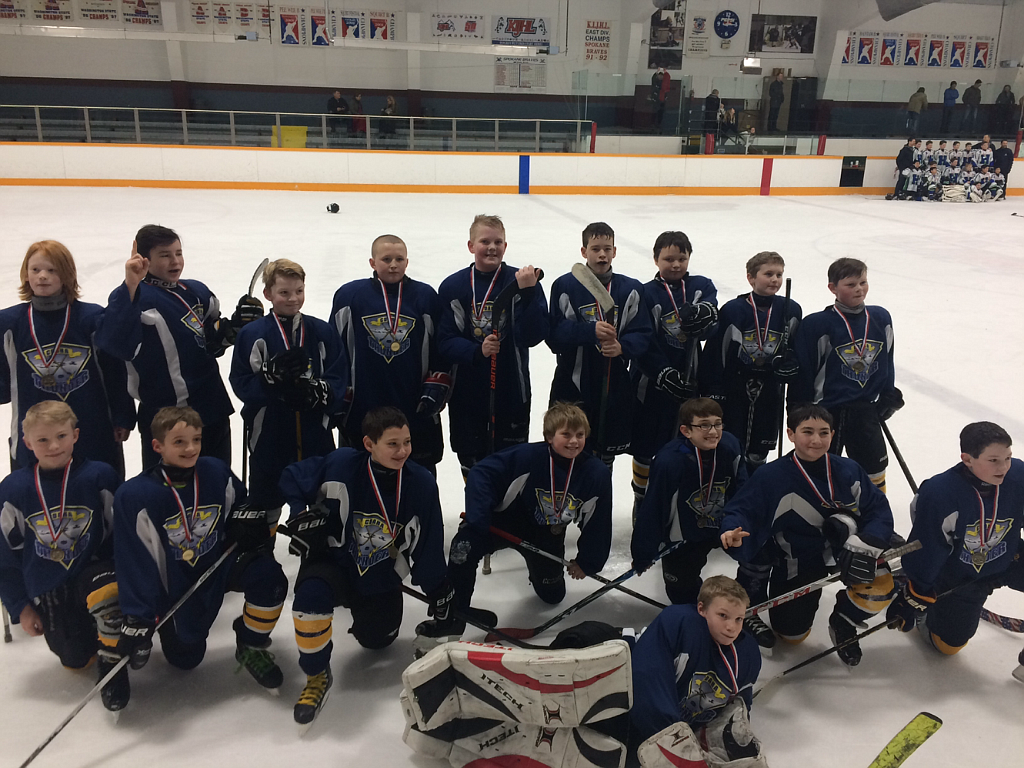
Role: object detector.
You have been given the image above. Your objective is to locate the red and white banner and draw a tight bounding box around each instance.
[31,0,71,22]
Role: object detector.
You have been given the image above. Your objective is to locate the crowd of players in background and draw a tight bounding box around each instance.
[887,133,1015,202]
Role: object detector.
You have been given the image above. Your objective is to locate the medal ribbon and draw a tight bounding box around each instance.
[792,454,839,509]
[161,468,200,543]
[746,294,774,353]
[716,641,740,695]
[695,447,717,509]
[378,278,404,338]
[164,283,205,331]
[367,458,402,535]
[974,486,999,550]
[549,453,577,521]
[27,305,71,374]
[661,278,686,324]
[272,313,305,350]
[34,460,72,545]
[470,266,501,328]
[832,305,871,364]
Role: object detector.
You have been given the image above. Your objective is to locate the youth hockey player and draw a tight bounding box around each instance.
[445,402,612,617]
[548,222,651,469]
[630,230,717,513]
[935,140,949,167]
[280,406,451,728]
[114,407,287,693]
[791,258,902,493]
[701,251,801,473]
[0,402,127,711]
[332,235,449,474]
[0,240,134,476]
[436,215,547,477]
[230,259,348,526]
[888,422,1024,660]
[920,140,934,166]
[924,165,944,201]
[899,160,924,200]
[988,168,1006,200]
[720,405,897,666]
[97,226,263,468]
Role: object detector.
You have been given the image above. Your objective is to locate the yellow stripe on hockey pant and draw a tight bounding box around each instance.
[631,460,650,491]
[868,470,886,494]
[243,602,284,635]
[928,632,967,655]
[294,612,334,654]
[777,629,811,645]
[847,572,896,615]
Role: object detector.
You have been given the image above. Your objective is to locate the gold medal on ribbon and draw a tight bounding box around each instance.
[971,550,987,569]
[50,548,64,562]
[474,327,484,337]
[390,341,401,352]
[41,374,57,387]
[182,549,194,562]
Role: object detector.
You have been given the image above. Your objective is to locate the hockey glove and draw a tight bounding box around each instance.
[225,504,271,553]
[549,621,622,650]
[823,513,859,551]
[677,301,718,335]
[886,580,935,632]
[771,350,800,381]
[301,377,332,410]
[427,579,456,624]
[876,387,905,421]
[283,505,333,560]
[261,347,309,385]
[836,533,886,587]
[656,367,696,402]
[416,372,452,416]
[231,294,264,330]
[117,615,156,670]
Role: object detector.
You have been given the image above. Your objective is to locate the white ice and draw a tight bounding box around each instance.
[0,187,1021,768]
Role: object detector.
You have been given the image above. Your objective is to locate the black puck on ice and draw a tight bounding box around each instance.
[327,203,340,213]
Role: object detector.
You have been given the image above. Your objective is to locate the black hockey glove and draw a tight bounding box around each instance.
[117,615,156,670]
[225,504,271,553]
[262,347,309,386]
[677,301,718,335]
[876,387,905,421]
[417,372,452,416]
[836,534,886,587]
[549,621,622,650]
[427,579,456,623]
[301,377,332,410]
[771,350,799,381]
[886,580,935,633]
[231,294,264,330]
[283,505,333,560]
[656,367,696,402]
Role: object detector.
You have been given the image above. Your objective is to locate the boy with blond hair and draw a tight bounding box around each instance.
[0,402,126,710]
[437,215,548,477]
[230,259,348,524]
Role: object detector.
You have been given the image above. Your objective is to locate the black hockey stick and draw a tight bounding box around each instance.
[18,543,240,768]
[2,601,11,643]
[776,277,792,459]
[241,257,270,483]
[880,421,918,494]
[399,585,545,650]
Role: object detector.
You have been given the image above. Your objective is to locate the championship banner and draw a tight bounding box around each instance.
[278,5,306,44]
[310,7,329,44]
[926,35,948,67]
[190,0,209,25]
[259,1,271,31]
[683,9,710,58]
[492,14,551,46]
[234,1,256,29]
[122,0,161,26]
[856,32,878,65]
[364,9,395,40]
[841,34,851,64]
[0,0,28,21]
[431,13,484,39]
[903,34,923,66]
[971,36,993,68]
[949,34,969,68]
[32,0,71,22]
[329,8,360,38]
[583,19,612,63]
[212,2,230,27]
[879,34,901,66]
[78,0,117,21]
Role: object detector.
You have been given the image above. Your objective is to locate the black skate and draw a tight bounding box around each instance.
[97,651,130,716]
[744,615,776,651]
[295,669,333,733]
[828,612,863,667]
[235,643,284,693]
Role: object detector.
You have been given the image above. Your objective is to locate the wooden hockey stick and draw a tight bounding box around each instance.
[570,263,616,448]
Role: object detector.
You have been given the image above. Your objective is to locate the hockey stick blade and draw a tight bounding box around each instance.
[981,607,1024,633]
[248,258,270,297]
[866,712,942,768]
[571,263,615,313]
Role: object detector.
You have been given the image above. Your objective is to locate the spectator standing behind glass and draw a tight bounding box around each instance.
[351,93,366,137]
[704,89,721,135]
[651,68,671,134]
[721,107,738,142]
[941,81,958,133]
[962,80,982,133]
[995,86,1016,134]
[906,87,927,134]
[767,73,784,133]
[327,90,349,135]
[379,95,397,136]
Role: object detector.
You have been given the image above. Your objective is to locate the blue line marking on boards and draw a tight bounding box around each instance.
[519,155,530,194]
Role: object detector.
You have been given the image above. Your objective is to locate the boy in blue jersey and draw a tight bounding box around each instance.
[0,402,126,710]
[114,407,288,693]
[631,230,717,514]
[98,225,263,469]
[445,402,612,618]
[791,258,902,493]
[702,251,801,475]
[720,405,897,666]
[231,259,348,526]
[437,215,547,477]
[548,222,652,470]
[888,422,1024,658]
[280,406,450,728]
[333,235,449,475]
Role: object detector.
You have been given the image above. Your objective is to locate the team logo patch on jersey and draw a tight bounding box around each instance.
[469,297,517,339]
[834,338,882,384]
[362,312,416,362]
[739,328,781,366]
[659,309,689,349]
[179,303,206,347]
[349,511,402,575]
[685,478,731,528]
[21,342,92,399]
[164,505,221,565]
[683,670,731,723]
[580,302,619,351]
[28,505,93,569]
[534,487,584,527]
[961,517,1012,572]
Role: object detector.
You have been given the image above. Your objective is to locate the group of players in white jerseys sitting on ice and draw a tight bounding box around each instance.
[887,134,1014,202]
[1,217,1021,768]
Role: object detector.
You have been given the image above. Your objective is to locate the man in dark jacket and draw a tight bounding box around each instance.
[994,139,1014,184]
[327,90,349,134]
[704,89,721,135]
[888,138,917,199]
[995,85,1016,134]
[962,80,982,132]
[768,73,784,132]
[942,81,958,133]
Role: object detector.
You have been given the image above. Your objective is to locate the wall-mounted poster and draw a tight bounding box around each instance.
[879,34,901,66]
[329,8,360,38]
[191,0,209,25]
[494,56,546,92]
[648,0,684,71]
[431,13,484,39]
[584,19,612,63]
[926,34,948,67]
[972,36,993,68]
[278,5,307,44]
[365,10,395,40]
[684,8,710,58]
[492,14,551,46]
[903,35,923,65]
[234,1,255,29]
[841,34,851,64]
[949,34,969,68]
[0,0,28,20]
[122,0,161,26]
[32,0,72,22]
[79,0,118,21]
[310,6,329,43]
[749,14,816,54]
[856,33,878,65]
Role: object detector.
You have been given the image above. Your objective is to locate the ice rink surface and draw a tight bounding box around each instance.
[0,186,1021,768]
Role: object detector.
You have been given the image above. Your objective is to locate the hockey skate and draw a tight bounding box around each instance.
[295,669,333,734]
[744,615,776,652]
[235,643,283,694]
[97,650,131,719]
[828,611,863,667]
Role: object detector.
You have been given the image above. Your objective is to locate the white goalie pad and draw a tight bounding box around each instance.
[941,186,966,202]
[402,639,632,731]
[639,700,769,768]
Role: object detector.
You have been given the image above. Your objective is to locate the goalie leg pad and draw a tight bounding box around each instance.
[639,701,768,768]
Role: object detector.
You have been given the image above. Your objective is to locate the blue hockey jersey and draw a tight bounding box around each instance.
[0,459,119,619]
[629,604,761,742]
[719,452,895,565]
[548,270,651,454]
[98,278,233,426]
[463,442,612,575]
[0,299,135,470]
[902,460,1024,593]
[279,447,447,596]
[114,458,245,643]
[632,432,748,567]
[791,304,895,410]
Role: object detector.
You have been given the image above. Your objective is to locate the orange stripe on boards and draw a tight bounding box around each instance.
[0,178,518,194]
[530,186,760,196]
